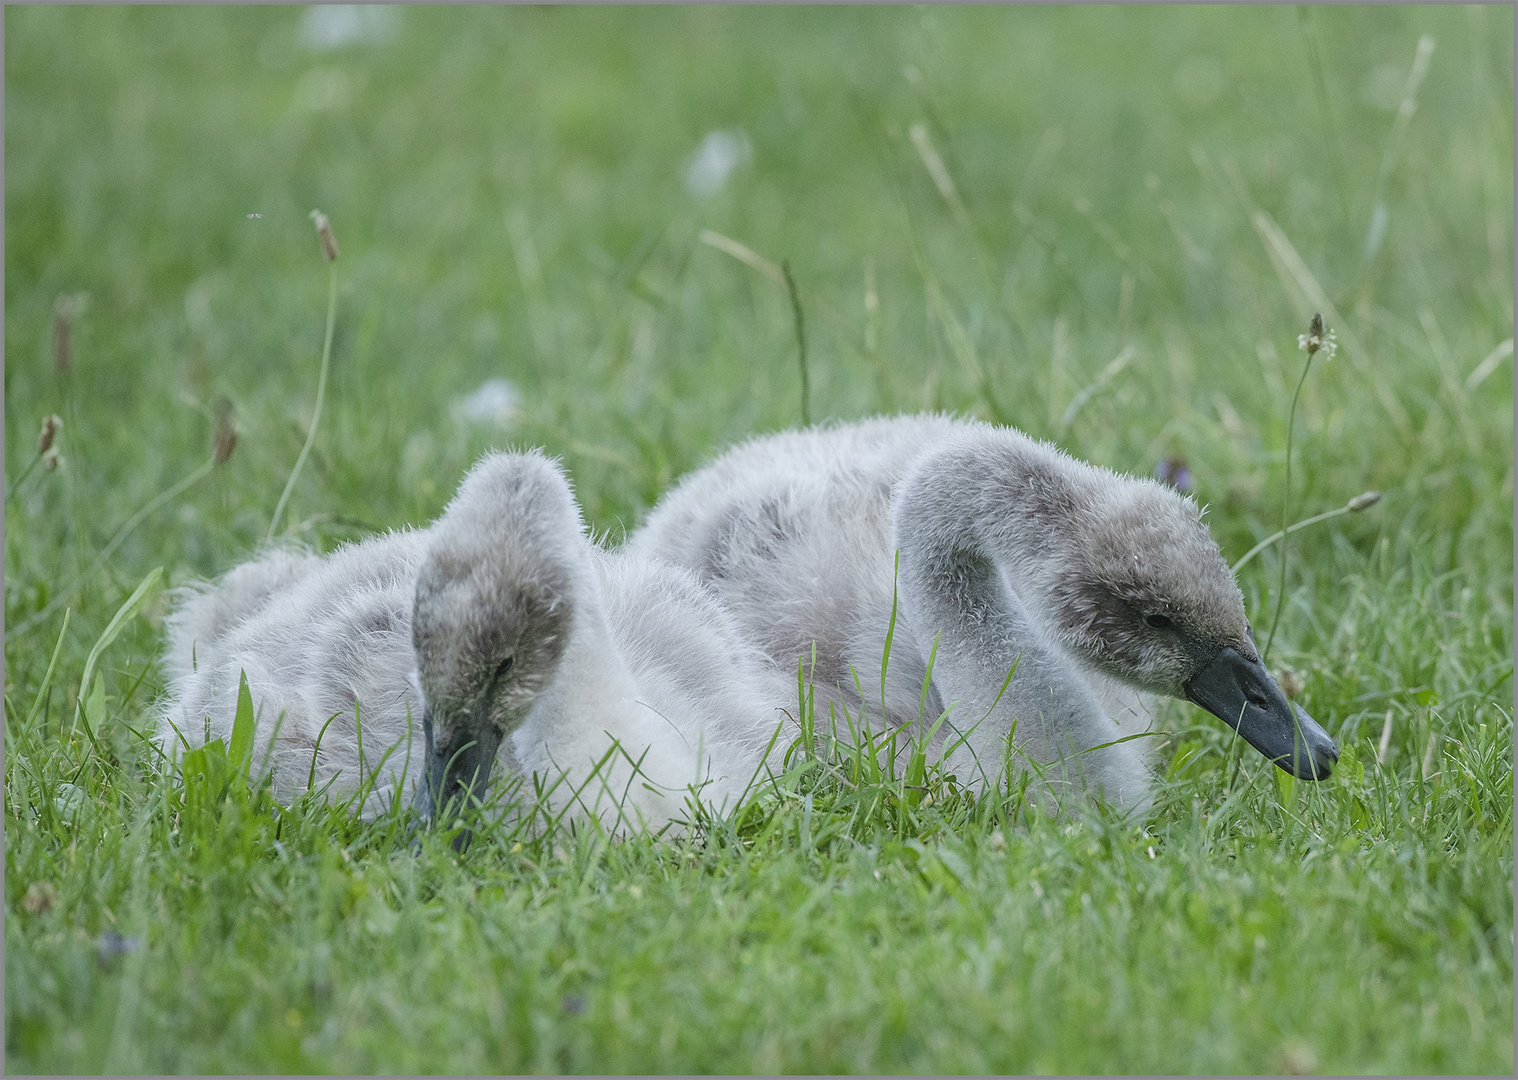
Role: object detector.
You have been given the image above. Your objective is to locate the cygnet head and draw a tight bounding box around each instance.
[1048,475,1337,780]
[411,451,583,828]
[1050,479,1246,692]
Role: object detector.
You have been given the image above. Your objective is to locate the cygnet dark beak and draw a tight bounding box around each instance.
[411,706,501,851]
[1184,645,1338,779]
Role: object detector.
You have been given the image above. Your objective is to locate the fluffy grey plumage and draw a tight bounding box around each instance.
[159,415,1331,832]
[157,451,791,828]
[630,414,1280,813]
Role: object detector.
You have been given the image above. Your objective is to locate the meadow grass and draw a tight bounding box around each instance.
[5,6,1513,1073]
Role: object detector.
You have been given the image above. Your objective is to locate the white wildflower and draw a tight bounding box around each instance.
[1297,313,1337,359]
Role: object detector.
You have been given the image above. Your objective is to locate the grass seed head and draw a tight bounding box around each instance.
[1348,490,1382,512]
[42,447,61,472]
[309,209,339,261]
[52,294,77,372]
[213,397,238,464]
[1297,311,1337,359]
[22,880,58,915]
[37,413,62,454]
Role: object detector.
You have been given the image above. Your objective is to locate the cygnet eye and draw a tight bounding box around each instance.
[486,653,515,696]
[1143,612,1173,630]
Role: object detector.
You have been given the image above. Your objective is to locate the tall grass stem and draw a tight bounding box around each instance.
[782,260,810,427]
[6,452,45,502]
[269,262,338,541]
[1263,350,1315,661]
[1231,491,1381,573]
[23,608,72,730]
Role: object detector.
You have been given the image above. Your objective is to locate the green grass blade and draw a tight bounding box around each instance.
[228,669,256,780]
[24,607,72,729]
[71,566,164,749]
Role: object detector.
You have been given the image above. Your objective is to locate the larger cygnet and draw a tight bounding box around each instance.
[630,414,1337,813]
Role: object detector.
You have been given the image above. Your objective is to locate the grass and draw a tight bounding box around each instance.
[5,5,1513,1073]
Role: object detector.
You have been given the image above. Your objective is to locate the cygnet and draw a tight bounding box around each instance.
[157,451,792,833]
[630,414,1338,814]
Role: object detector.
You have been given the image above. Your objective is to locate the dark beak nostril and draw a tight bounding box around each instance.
[1187,645,1338,780]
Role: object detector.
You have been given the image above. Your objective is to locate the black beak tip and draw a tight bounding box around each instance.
[408,780,475,852]
[410,708,498,854]
[1280,704,1338,780]
[1186,645,1341,782]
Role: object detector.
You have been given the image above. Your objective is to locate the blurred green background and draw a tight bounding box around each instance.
[6,6,1510,566]
[5,6,1513,1073]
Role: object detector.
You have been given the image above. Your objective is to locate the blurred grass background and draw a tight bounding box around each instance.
[5,5,1513,1073]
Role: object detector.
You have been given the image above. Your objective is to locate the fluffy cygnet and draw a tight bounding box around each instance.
[157,451,791,832]
[631,414,1337,815]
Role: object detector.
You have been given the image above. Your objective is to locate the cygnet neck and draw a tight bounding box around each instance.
[890,427,1114,780]
[520,548,639,727]
[894,428,1084,616]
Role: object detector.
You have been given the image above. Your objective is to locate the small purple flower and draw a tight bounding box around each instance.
[97,930,143,965]
[1155,455,1192,492]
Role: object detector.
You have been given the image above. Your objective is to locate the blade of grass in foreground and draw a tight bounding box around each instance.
[71,566,165,752]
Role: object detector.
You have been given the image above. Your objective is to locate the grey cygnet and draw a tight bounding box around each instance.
[157,451,791,833]
[630,414,1337,814]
